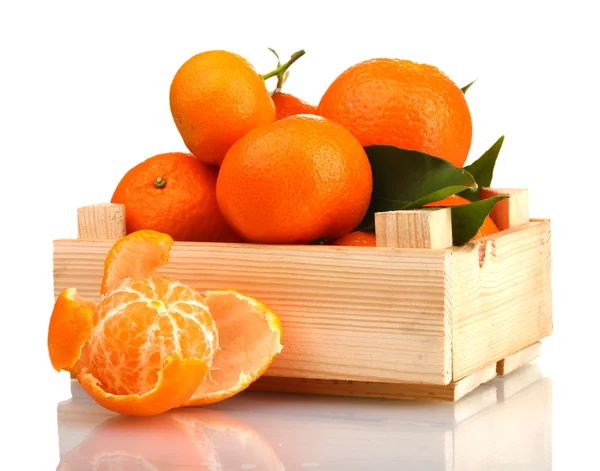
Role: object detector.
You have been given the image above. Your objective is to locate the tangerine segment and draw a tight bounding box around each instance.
[48,288,95,372]
[78,355,208,416]
[88,276,218,396]
[183,290,282,406]
[101,230,173,296]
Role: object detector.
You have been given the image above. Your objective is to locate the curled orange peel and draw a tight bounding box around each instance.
[183,290,283,406]
[100,230,174,296]
[77,355,208,416]
[48,288,94,372]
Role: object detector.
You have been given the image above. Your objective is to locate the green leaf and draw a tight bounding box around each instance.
[358,145,477,230]
[448,196,508,245]
[268,48,281,68]
[461,79,477,94]
[459,136,505,201]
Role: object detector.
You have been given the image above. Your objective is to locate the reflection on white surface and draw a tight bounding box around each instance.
[57,363,551,470]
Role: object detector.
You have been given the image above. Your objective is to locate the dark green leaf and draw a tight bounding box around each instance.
[358,145,477,230]
[459,136,505,201]
[461,79,477,94]
[449,196,508,245]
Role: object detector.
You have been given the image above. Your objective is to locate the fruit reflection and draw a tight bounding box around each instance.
[57,407,284,470]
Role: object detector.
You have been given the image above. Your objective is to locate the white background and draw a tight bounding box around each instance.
[1,0,599,468]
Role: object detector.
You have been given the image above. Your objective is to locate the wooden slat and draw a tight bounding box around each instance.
[453,363,497,401]
[451,220,552,380]
[77,203,126,239]
[54,239,452,385]
[375,208,453,249]
[497,342,541,376]
[249,363,497,402]
[374,207,453,382]
[56,204,551,401]
[480,188,530,230]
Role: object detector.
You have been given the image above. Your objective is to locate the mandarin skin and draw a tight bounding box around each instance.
[318,58,472,168]
[216,115,373,245]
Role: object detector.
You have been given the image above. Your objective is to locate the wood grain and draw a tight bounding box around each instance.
[480,188,530,230]
[375,208,453,249]
[497,342,541,376]
[55,201,552,400]
[450,220,552,380]
[249,362,497,402]
[453,363,497,401]
[77,204,126,239]
[54,240,453,385]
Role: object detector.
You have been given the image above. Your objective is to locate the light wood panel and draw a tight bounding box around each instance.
[375,208,453,249]
[249,363,496,402]
[55,201,552,401]
[77,204,126,239]
[54,239,452,385]
[450,220,552,380]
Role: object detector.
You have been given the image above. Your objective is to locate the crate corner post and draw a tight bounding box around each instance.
[77,203,127,240]
[452,188,551,388]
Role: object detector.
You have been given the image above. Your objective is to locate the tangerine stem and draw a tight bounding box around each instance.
[276,70,285,90]
[154,177,166,189]
[260,49,305,83]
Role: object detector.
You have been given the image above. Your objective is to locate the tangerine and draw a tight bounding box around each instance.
[318,58,472,167]
[169,50,275,166]
[48,230,283,415]
[111,152,240,242]
[216,115,373,244]
[272,92,317,120]
[331,231,376,247]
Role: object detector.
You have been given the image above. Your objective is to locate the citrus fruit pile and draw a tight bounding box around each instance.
[49,48,510,416]
[48,230,282,416]
[111,48,508,248]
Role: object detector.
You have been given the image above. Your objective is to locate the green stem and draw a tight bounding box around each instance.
[276,70,286,89]
[260,49,305,85]
[154,177,166,189]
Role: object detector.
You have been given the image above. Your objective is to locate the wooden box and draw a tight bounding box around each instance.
[53,188,552,402]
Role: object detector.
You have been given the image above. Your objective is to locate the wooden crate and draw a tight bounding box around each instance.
[53,188,552,402]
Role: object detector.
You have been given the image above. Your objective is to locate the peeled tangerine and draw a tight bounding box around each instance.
[47,230,283,416]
